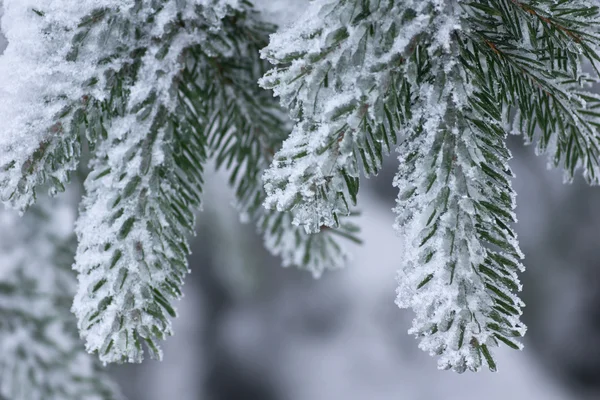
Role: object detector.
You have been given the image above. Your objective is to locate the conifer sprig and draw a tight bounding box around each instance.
[259,0,411,233]
[72,1,256,363]
[0,5,86,210]
[464,0,600,182]
[261,0,600,372]
[394,39,525,372]
[187,6,362,276]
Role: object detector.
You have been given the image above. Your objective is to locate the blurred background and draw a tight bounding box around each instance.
[108,137,600,400]
[3,1,600,399]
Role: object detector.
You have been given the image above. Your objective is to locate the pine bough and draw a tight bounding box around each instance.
[0,0,359,369]
[260,0,600,372]
[0,0,598,379]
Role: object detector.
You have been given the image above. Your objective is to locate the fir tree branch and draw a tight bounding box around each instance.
[72,1,242,363]
[0,4,87,210]
[464,0,600,183]
[394,46,526,371]
[259,0,413,233]
[381,0,527,372]
[182,7,361,276]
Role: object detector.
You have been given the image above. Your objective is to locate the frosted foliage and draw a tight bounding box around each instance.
[234,132,354,277]
[71,0,242,363]
[0,1,89,210]
[236,145,355,277]
[3,0,597,375]
[193,6,359,279]
[260,209,355,278]
[487,0,600,185]
[252,0,310,26]
[256,0,600,373]
[0,0,241,212]
[260,0,453,233]
[0,194,121,400]
[392,3,526,372]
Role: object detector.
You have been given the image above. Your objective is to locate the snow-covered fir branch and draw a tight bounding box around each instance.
[198,11,361,277]
[0,0,599,376]
[260,0,413,233]
[0,0,360,365]
[70,0,248,364]
[261,0,600,371]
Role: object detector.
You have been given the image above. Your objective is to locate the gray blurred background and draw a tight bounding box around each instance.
[109,138,600,400]
[3,1,600,399]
